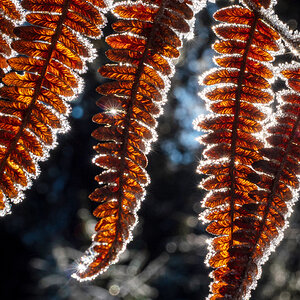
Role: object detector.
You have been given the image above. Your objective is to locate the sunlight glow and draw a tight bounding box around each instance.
[106,108,120,116]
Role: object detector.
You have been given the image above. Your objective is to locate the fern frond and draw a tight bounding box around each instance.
[73,0,204,281]
[0,0,23,78]
[237,62,300,299]
[0,0,110,215]
[243,0,300,57]
[195,4,282,300]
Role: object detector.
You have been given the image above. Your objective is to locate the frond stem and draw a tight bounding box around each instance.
[229,12,259,248]
[101,0,170,263]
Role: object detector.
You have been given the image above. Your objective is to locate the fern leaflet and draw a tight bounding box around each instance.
[73,0,204,281]
[241,62,300,299]
[194,3,282,299]
[0,0,109,215]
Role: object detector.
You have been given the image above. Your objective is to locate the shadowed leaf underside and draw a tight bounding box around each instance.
[245,0,272,9]
[0,0,108,215]
[195,4,281,300]
[73,0,201,281]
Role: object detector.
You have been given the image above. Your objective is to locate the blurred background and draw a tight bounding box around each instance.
[0,0,299,299]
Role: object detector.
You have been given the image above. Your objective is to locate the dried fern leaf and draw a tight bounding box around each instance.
[195,4,282,300]
[243,0,300,57]
[238,62,300,299]
[73,0,205,281]
[0,0,23,79]
[0,0,110,215]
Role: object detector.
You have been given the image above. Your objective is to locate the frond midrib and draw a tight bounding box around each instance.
[101,0,170,265]
[228,12,259,249]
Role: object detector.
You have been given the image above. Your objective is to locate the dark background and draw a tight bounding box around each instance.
[0,0,299,299]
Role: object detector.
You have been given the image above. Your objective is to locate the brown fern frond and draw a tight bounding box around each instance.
[243,0,300,56]
[73,0,205,281]
[233,62,300,299]
[194,4,282,300]
[0,0,23,79]
[0,0,110,215]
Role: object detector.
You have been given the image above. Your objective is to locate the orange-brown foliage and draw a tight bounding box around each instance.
[195,4,283,299]
[73,0,198,281]
[0,0,22,79]
[0,0,107,215]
